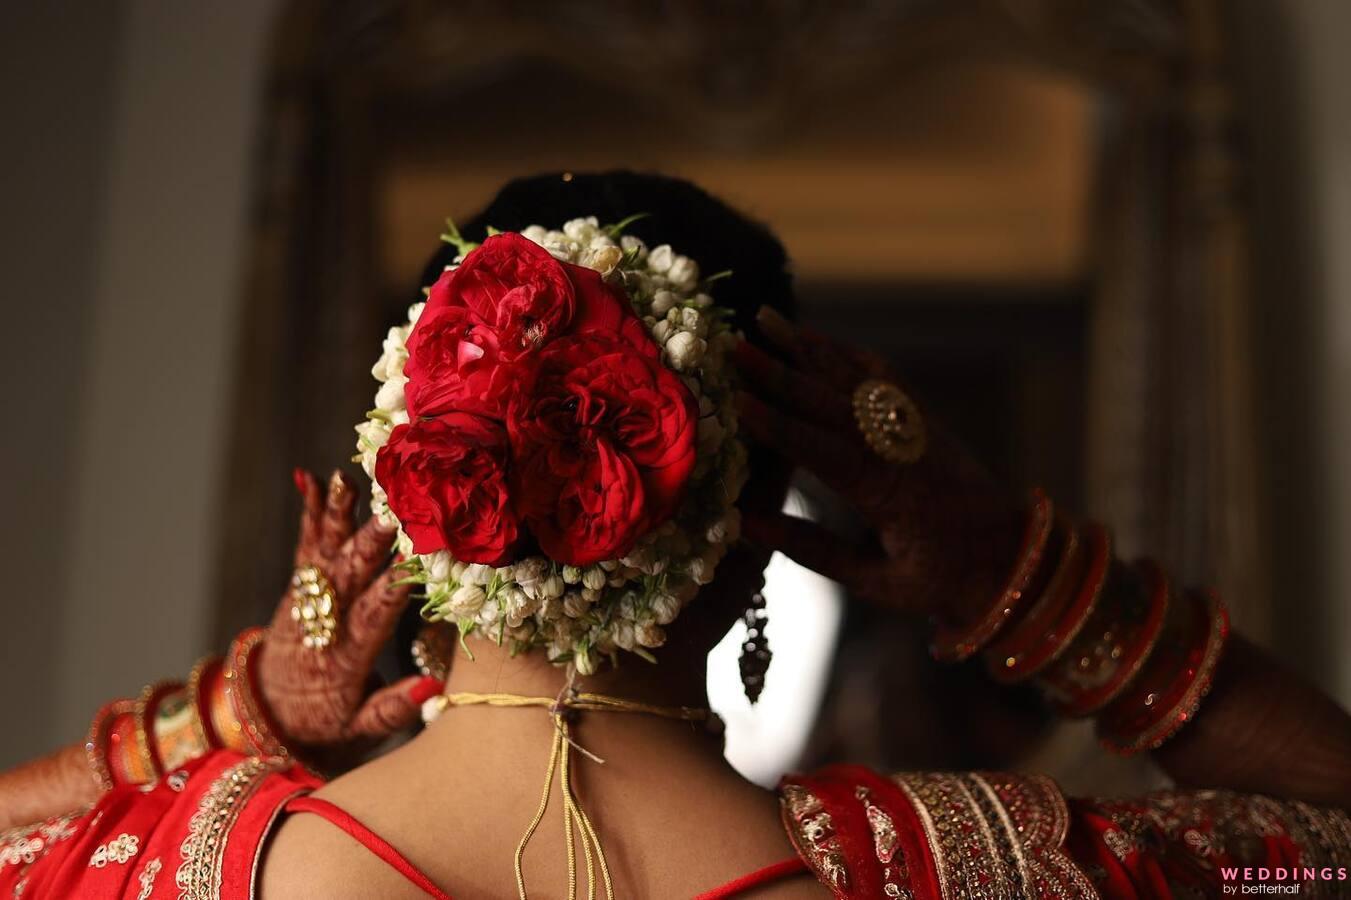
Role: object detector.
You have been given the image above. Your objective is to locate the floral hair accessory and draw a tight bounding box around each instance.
[356,216,745,673]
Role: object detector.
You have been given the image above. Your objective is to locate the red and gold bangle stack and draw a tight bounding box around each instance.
[1036,558,1171,717]
[85,681,190,790]
[931,488,1055,662]
[1096,585,1229,755]
[984,522,1112,683]
[84,628,294,792]
[224,626,290,759]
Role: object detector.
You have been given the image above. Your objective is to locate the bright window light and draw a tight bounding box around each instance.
[707,547,844,787]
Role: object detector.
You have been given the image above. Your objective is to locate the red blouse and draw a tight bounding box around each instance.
[1,750,1346,898]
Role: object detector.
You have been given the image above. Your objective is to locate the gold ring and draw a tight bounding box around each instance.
[852,378,927,464]
[290,565,338,650]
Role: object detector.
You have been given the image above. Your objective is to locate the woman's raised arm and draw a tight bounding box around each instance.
[736,306,1351,808]
[0,470,438,830]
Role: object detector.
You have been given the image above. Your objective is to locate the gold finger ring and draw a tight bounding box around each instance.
[290,565,338,650]
[852,378,927,464]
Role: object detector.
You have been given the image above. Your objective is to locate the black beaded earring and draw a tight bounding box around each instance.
[739,592,772,703]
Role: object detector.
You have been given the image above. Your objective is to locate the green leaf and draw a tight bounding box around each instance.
[439,217,480,257]
[605,212,651,238]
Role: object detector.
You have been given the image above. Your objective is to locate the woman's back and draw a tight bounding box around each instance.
[260,697,827,899]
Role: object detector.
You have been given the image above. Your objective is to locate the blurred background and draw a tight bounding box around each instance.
[2,0,1348,795]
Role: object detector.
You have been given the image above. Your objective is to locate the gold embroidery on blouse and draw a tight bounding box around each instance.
[138,856,163,899]
[175,757,286,900]
[1,809,82,899]
[893,772,1099,900]
[855,785,912,899]
[780,783,850,890]
[89,832,139,867]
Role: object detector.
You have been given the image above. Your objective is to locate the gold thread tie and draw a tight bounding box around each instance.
[444,690,712,900]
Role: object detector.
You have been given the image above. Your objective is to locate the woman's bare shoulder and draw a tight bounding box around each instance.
[259,811,429,900]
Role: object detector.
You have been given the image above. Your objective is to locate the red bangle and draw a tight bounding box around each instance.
[109,710,151,785]
[85,698,134,792]
[1097,587,1229,755]
[1038,558,1169,717]
[986,519,1078,681]
[225,626,290,758]
[931,488,1054,662]
[988,523,1110,682]
[133,680,183,779]
[187,655,223,749]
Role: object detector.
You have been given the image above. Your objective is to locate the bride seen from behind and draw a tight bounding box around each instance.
[3,171,1349,900]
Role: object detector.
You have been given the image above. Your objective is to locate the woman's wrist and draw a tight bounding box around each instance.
[925,487,1232,757]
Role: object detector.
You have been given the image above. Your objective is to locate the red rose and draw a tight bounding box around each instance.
[405,234,655,418]
[403,304,518,418]
[375,413,521,565]
[564,262,659,360]
[426,233,575,357]
[509,335,697,565]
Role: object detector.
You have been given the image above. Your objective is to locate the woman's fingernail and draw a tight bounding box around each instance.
[328,469,348,497]
[293,468,308,495]
[410,676,445,704]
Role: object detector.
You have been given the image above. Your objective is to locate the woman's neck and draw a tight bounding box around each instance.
[438,633,713,710]
[412,634,727,769]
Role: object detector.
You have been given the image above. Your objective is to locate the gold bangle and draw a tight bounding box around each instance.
[186,655,222,749]
[224,627,289,758]
[85,698,135,792]
[133,680,182,780]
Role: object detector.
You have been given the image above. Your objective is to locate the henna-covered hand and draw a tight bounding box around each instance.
[258,470,437,755]
[735,307,1023,628]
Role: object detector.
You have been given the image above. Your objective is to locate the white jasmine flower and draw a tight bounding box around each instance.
[574,647,597,676]
[647,244,674,273]
[407,302,426,323]
[679,307,707,338]
[355,419,389,452]
[504,588,538,627]
[581,567,606,591]
[423,551,452,583]
[514,558,550,598]
[651,592,681,625]
[651,290,678,316]
[620,234,647,260]
[665,332,706,371]
[542,573,566,600]
[563,591,589,618]
[449,584,486,617]
[611,620,636,650]
[521,225,549,245]
[584,245,623,275]
[462,563,494,586]
[667,255,699,290]
[635,623,666,649]
[562,216,599,240]
[691,293,713,309]
[562,564,583,585]
[374,375,407,412]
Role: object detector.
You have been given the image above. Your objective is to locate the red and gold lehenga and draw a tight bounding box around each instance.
[3,748,1347,899]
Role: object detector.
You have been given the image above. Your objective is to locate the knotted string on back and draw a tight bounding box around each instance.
[439,688,712,900]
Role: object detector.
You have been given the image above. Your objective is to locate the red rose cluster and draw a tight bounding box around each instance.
[375,233,698,567]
